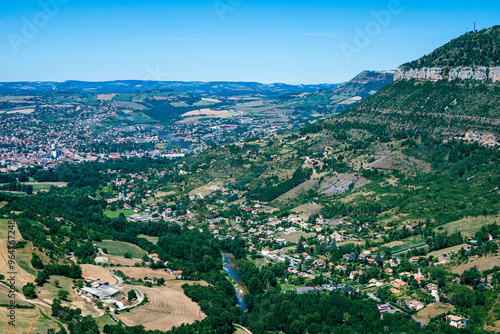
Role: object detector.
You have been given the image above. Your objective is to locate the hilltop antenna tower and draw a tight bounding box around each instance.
[474,21,477,32]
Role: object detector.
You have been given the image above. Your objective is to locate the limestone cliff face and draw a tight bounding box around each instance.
[394,66,500,82]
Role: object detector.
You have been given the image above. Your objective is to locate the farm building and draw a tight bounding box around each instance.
[446,315,467,328]
[82,283,120,300]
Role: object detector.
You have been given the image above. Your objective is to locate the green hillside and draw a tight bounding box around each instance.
[402,25,500,68]
[176,27,500,227]
[338,79,500,136]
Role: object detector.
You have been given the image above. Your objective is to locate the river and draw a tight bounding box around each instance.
[222,253,248,311]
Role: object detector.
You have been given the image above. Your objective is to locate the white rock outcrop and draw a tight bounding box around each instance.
[394,67,443,81]
[395,66,500,82]
[489,67,500,82]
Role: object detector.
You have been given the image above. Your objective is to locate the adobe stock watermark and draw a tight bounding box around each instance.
[143,65,170,81]
[213,0,242,21]
[340,0,403,63]
[7,0,70,54]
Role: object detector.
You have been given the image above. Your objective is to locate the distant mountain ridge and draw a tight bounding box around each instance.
[0,80,341,96]
[331,70,395,98]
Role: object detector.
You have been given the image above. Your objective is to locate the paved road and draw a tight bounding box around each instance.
[234,324,253,334]
[100,265,123,286]
[100,265,144,310]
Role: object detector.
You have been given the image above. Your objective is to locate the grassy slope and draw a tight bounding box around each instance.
[104,209,136,218]
[96,240,147,258]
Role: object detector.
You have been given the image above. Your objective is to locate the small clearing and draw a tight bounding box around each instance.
[414,303,455,323]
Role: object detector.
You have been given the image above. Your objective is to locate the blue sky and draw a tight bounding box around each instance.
[0,0,499,84]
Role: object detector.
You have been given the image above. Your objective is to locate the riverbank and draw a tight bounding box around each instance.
[222,253,248,311]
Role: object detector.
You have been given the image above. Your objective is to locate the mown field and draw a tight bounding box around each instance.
[95,313,117,332]
[96,240,147,259]
[138,234,159,244]
[383,234,426,252]
[81,264,118,285]
[414,303,455,323]
[427,243,468,258]
[116,281,207,331]
[103,209,136,218]
[111,267,175,281]
[450,256,500,274]
[434,215,500,236]
[277,231,316,243]
[105,255,142,266]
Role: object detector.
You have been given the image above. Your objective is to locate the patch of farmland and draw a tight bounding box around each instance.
[450,256,500,274]
[81,264,118,285]
[116,282,207,331]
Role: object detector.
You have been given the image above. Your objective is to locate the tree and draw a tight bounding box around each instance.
[35,271,48,285]
[22,282,37,299]
[375,250,383,267]
[124,253,132,259]
[75,279,84,289]
[53,279,60,288]
[31,253,44,269]
[128,289,137,301]
[57,289,70,300]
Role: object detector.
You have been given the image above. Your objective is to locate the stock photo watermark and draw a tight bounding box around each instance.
[213,0,242,21]
[340,0,403,63]
[143,65,170,81]
[7,0,70,54]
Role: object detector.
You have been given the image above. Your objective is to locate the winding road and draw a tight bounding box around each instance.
[99,265,144,310]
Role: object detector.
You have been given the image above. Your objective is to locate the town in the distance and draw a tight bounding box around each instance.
[1,26,500,334]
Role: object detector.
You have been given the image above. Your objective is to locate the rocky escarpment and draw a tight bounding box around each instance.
[331,70,395,98]
[395,66,500,82]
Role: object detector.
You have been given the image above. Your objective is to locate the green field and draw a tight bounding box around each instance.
[0,284,33,307]
[0,219,9,234]
[27,182,67,193]
[138,234,159,244]
[280,284,295,292]
[96,240,147,258]
[414,303,455,323]
[95,313,118,331]
[16,243,39,276]
[382,234,426,252]
[104,209,136,218]
[434,215,500,236]
[427,243,468,257]
[36,276,74,304]
[276,231,316,243]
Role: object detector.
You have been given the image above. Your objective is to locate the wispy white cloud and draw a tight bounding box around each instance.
[299,32,354,38]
